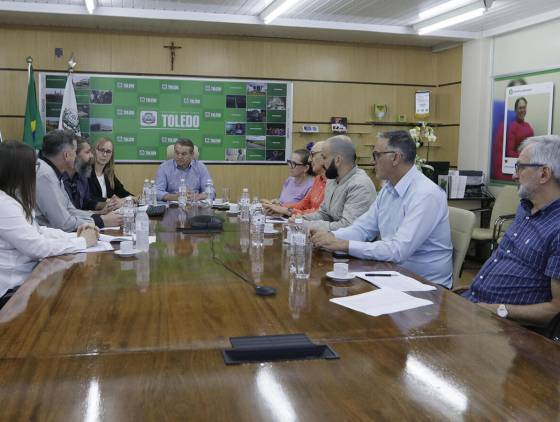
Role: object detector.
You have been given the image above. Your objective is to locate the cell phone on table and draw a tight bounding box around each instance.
[332,251,350,260]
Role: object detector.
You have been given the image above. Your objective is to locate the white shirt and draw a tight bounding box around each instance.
[97,174,107,198]
[0,190,86,297]
[333,166,453,288]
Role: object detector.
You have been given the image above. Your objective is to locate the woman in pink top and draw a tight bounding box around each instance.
[506,97,534,158]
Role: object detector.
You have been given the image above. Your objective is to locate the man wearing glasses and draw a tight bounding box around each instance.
[311,130,453,288]
[155,139,212,201]
[463,135,560,327]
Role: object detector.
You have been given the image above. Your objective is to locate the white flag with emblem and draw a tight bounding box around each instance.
[58,73,81,135]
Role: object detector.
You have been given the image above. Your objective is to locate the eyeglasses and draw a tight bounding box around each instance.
[287,160,306,168]
[514,162,544,173]
[372,150,398,161]
[175,150,193,157]
[97,148,113,156]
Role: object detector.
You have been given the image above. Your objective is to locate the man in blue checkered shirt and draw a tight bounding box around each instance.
[464,135,560,327]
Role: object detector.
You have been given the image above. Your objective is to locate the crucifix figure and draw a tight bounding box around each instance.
[164,41,182,71]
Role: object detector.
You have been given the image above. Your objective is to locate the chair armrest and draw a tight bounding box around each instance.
[491,214,516,247]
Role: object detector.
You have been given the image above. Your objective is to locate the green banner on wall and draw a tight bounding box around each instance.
[39,73,292,163]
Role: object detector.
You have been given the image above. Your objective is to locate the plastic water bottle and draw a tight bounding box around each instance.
[135,209,150,252]
[292,217,306,246]
[123,196,135,236]
[178,178,187,207]
[250,196,260,215]
[140,179,150,205]
[150,180,157,206]
[240,188,250,222]
[250,202,265,247]
[204,179,215,207]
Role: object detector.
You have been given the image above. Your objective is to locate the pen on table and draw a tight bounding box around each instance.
[365,273,394,277]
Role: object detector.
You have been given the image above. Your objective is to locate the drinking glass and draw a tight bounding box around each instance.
[222,187,230,204]
[294,242,313,279]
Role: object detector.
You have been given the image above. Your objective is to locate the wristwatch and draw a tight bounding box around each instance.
[287,208,293,217]
[497,304,509,318]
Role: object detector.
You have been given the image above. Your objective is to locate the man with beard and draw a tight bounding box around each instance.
[463,135,560,327]
[36,130,122,231]
[300,135,376,231]
[63,137,96,210]
[62,137,119,213]
[311,131,453,288]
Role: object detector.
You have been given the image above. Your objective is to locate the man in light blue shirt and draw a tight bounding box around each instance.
[311,130,453,288]
[155,139,212,201]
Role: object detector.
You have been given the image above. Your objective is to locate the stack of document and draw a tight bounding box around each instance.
[330,271,434,317]
[78,241,114,253]
[330,289,433,317]
[354,271,436,292]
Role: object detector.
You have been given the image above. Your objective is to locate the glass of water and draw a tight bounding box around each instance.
[294,242,312,279]
[222,187,230,204]
[186,189,195,206]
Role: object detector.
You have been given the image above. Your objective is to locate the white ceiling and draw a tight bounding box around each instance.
[1,0,560,48]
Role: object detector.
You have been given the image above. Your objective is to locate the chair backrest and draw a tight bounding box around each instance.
[448,207,476,286]
[490,185,519,229]
[166,144,200,160]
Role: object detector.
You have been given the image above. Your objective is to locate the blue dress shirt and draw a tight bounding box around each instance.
[464,198,560,304]
[155,159,212,200]
[333,166,453,288]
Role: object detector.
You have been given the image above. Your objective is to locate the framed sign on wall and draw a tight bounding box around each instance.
[40,73,293,163]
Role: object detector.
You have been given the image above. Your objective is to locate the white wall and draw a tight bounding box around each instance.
[493,20,560,76]
[459,37,493,172]
[459,18,560,182]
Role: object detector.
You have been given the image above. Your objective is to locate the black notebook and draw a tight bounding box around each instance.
[223,333,339,365]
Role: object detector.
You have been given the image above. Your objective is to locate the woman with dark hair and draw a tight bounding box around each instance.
[264,142,327,217]
[88,138,134,206]
[0,141,97,306]
[264,148,314,206]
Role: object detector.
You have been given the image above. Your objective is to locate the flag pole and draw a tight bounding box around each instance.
[27,56,32,78]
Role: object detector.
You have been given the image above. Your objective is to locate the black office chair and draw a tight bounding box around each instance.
[0,288,17,310]
[544,312,560,342]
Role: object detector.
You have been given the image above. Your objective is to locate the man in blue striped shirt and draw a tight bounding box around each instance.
[464,135,560,327]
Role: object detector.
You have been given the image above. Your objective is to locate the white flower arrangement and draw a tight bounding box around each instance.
[409,122,437,170]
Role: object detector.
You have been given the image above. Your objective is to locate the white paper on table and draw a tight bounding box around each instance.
[99,226,121,231]
[330,289,433,317]
[354,271,436,292]
[266,216,288,224]
[77,241,114,253]
[99,234,133,243]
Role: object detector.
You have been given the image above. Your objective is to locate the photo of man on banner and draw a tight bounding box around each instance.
[501,82,554,175]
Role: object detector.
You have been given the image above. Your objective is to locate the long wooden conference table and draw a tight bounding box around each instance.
[0,207,558,420]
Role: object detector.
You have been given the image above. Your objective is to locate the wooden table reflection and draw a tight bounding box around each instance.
[0,207,558,421]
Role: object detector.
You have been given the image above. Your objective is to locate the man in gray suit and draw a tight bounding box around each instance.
[35,130,122,231]
[301,135,377,231]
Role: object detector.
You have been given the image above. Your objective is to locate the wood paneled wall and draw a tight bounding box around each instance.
[0,27,461,198]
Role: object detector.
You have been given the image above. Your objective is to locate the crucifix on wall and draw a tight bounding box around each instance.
[164,41,182,71]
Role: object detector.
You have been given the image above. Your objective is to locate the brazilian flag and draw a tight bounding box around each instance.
[23,64,44,149]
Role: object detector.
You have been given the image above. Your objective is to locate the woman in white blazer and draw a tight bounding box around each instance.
[0,141,98,307]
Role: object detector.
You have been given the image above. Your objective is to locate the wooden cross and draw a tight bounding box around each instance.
[164,41,182,71]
